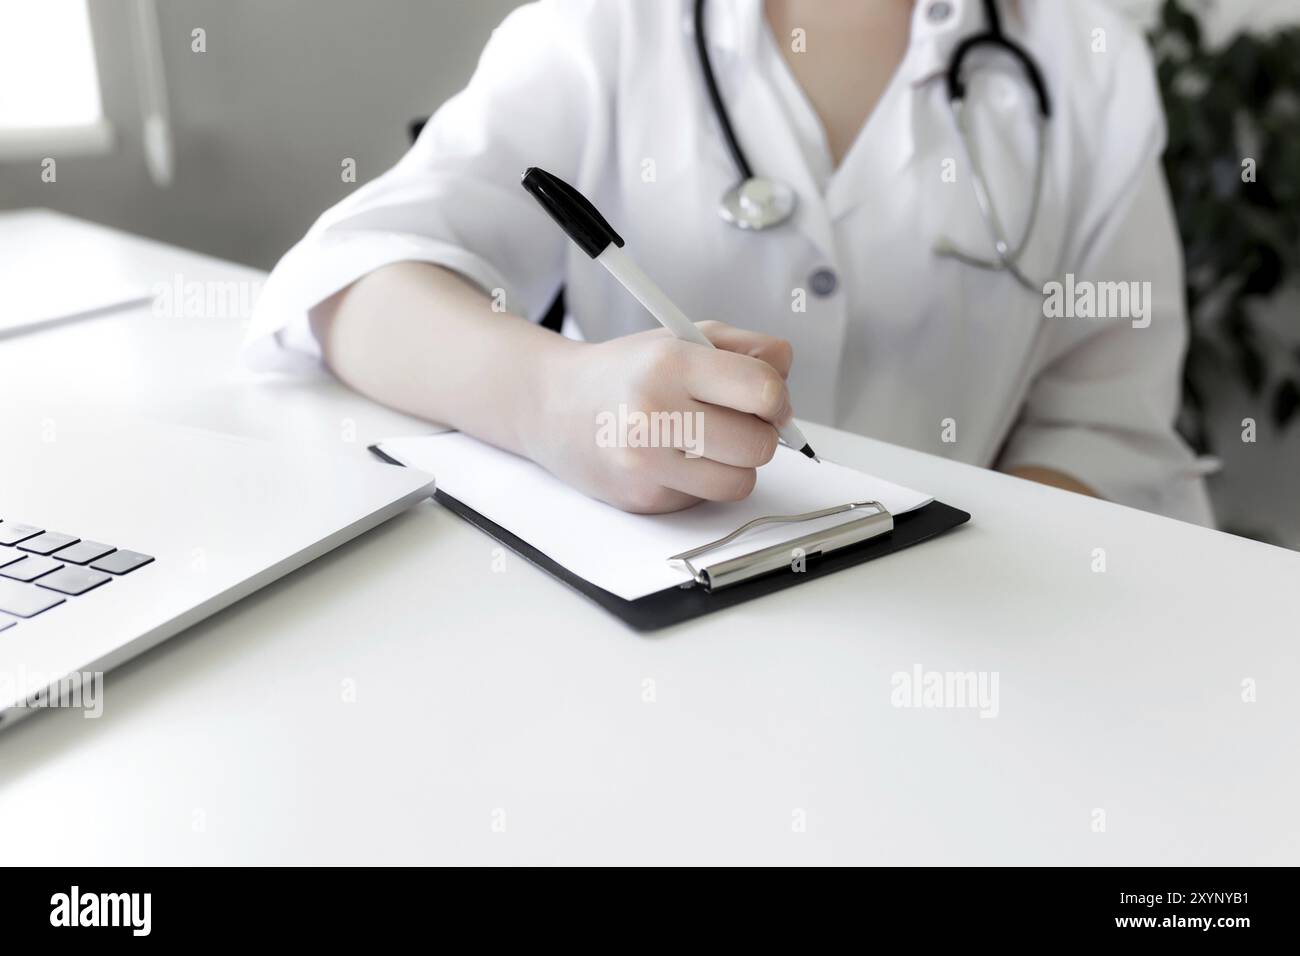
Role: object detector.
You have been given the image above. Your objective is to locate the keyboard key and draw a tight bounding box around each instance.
[18,532,80,555]
[0,614,14,632]
[37,566,112,596]
[0,555,64,582]
[52,540,115,565]
[0,547,24,569]
[0,579,64,617]
[0,522,42,546]
[92,550,154,575]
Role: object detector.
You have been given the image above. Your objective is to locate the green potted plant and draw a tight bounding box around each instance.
[1150,0,1300,456]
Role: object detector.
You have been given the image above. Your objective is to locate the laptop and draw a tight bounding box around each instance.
[0,417,436,729]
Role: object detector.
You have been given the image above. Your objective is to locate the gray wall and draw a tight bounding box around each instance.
[0,0,519,268]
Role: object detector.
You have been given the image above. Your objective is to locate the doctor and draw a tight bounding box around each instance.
[248,0,1212,522]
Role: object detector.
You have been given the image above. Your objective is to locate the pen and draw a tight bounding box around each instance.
[521,166,820,462]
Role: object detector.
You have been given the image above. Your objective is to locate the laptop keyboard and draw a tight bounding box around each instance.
[0,518,153,631]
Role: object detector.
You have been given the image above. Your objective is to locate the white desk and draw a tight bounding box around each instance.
[1,211,1297,865]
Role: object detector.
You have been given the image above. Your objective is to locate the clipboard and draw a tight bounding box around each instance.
[370,444,970,631]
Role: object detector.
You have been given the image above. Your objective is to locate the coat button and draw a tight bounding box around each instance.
[926,1,954,24]
[809,268,838,297]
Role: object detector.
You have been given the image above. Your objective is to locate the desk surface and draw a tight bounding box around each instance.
[1,211,1296,865]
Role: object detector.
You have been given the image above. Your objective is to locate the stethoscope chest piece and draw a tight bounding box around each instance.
[718,176,797,231]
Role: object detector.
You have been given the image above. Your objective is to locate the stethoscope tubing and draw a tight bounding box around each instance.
[693,0,754,181]
[938,96,1049,292]
[694,0,1053,291]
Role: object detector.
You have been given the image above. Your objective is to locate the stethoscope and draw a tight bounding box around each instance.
[694,0,1053,291]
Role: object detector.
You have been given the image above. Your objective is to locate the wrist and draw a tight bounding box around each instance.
[513,328,583,464]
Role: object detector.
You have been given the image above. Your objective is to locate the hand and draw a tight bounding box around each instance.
[523,321,795,513]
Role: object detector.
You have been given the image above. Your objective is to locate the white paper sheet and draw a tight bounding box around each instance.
[381,432,933,601]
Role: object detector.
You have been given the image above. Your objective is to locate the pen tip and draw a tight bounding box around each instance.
[798,444,819,462]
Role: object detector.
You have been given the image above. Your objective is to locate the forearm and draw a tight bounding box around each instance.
[309,261,574,456]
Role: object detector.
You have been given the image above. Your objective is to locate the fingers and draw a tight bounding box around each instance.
[654,449,759,503]
[597,402,776,467]
[695,320,793,378]
[680,345,793,426]
[611,482,701,515]
[585,322,793,514]
[687,401,779,467]
[601,445,761,513]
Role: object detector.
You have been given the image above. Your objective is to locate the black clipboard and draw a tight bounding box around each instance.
[370,444,970,631]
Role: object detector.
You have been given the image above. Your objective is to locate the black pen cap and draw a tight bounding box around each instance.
[521,166,624,259]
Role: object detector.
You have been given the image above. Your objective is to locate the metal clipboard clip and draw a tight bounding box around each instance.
[667,500,894,592]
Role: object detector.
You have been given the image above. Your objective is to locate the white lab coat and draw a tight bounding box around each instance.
[247,0,1214,524]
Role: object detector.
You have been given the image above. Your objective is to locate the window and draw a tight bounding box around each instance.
[0,0,112,158]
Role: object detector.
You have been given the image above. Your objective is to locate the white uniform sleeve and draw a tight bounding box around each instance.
[996,33,1214,525]
[244,0,616,370]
